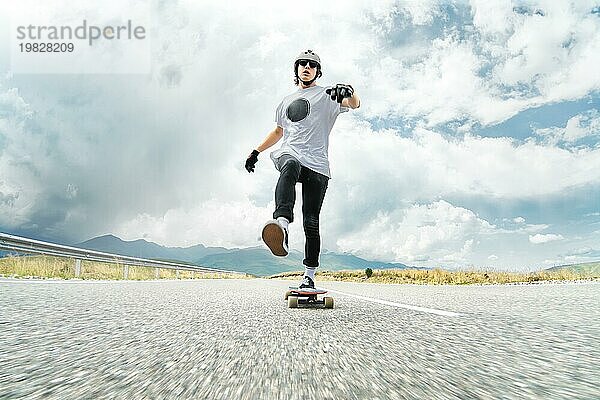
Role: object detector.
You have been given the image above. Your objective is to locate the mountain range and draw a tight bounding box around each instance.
[545,261,600,276]
[2,234,598,277]
[75,234,412,276]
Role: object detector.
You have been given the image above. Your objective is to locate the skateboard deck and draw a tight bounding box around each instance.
[285,286,334,309]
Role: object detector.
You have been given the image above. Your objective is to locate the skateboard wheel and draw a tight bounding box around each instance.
[284,290,293,300]
[324,296,334,309]
[288,296,299,308]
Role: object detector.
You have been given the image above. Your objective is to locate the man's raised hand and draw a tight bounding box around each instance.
[325,84,354,104]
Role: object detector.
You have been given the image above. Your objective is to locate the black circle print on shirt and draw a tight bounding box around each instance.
[286,98,310,122]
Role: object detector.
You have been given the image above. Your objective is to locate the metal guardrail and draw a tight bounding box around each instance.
[0,232,241,278]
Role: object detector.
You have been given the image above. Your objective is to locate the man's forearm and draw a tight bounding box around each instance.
[257,128,282,152]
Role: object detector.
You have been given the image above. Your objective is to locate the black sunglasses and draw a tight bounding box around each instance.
[298,60,319,69]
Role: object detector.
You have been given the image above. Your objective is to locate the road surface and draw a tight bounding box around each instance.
[1,278,598,399]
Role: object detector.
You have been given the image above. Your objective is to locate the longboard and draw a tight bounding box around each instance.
[285,286,334,309]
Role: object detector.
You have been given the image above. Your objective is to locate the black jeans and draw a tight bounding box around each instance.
[273,155,329,269]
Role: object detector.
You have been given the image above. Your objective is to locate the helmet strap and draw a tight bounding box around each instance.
[300,76,317,87]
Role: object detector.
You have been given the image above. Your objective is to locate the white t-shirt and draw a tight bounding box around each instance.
[271,85,348,178]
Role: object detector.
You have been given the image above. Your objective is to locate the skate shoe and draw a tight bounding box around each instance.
[262,219,289,257]
[298,275,315,289]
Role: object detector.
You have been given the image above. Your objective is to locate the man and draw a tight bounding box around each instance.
[245,49,360,289]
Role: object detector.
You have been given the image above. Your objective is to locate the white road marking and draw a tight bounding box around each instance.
[323,288,461,317]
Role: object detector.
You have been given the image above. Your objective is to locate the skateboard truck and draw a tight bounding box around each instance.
[285,287,334,309]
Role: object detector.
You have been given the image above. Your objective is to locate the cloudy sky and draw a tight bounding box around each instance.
[0,0,599,271]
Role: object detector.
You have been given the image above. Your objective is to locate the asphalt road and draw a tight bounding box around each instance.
[0,278,598,399]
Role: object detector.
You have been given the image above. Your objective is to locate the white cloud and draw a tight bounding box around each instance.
[518,224,550,234]
[533,110,600,146]
[363,0,600,126]
[115,198,270,249]
[335,200,494,265]
[328,118,600,202]
[0,84,51,228]
[470,0,515,35]
[529,233,564,244]
[498,217,549,234]
[488,254,498,260]
[482,1,600,101]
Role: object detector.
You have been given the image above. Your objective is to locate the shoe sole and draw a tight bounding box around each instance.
[262,221,288,257]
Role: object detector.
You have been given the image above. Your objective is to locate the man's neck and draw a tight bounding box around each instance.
[300,81,317,89]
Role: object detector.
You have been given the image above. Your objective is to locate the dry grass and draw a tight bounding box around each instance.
[0,255,249,280]
[2,256,597,284]
[270,267,599,285]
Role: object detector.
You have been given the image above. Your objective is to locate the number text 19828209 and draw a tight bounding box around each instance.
[19,43,74,52]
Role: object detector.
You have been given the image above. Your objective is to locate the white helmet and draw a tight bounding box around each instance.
[294,49,322,85]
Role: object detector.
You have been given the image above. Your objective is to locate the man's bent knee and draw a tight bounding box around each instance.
[281,158,301,173]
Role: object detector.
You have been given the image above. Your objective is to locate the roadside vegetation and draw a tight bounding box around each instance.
[2,255,598,284]
[0,255,249,280]
[270,266,600,285]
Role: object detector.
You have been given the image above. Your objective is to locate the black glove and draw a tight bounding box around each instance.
[325,84,354,104]
[245,149,259,173]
